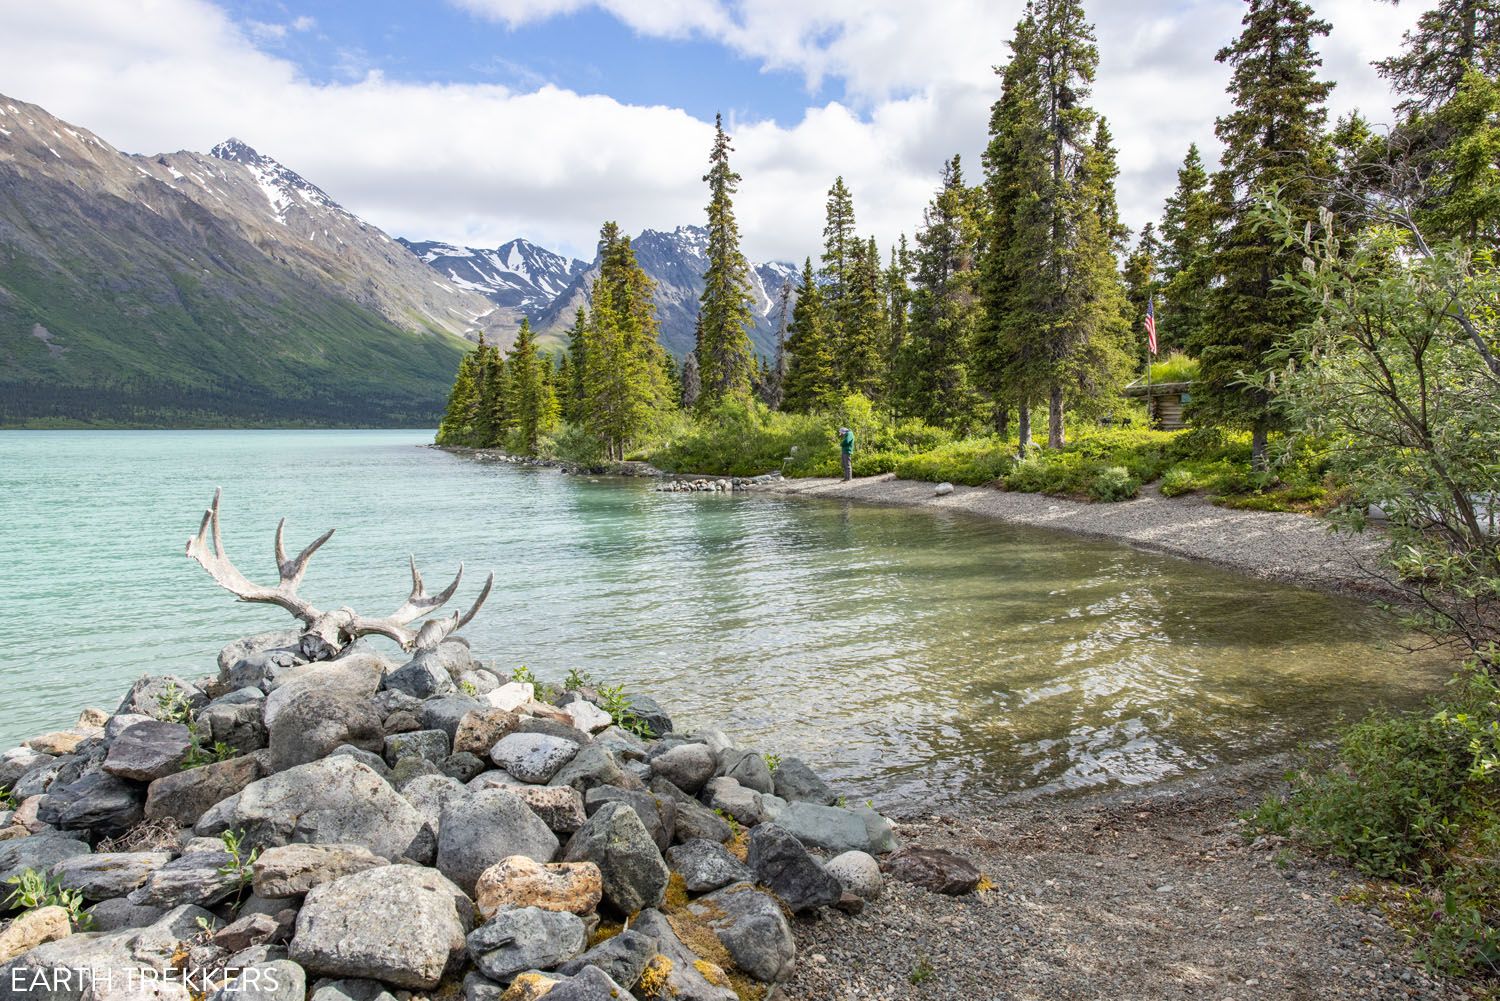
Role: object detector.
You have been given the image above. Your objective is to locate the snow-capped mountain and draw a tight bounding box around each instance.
[406,224,800,358]
[399,237,588,313]
[0,93,513,427]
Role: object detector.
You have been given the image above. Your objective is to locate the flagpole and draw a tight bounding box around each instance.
[1145,298,1154,429]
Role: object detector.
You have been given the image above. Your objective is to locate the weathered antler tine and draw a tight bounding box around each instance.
[384,561,463,624]
[282,528,335,588]
[274,518,288,569]
[453,572,494,631]
[209,487,225,559]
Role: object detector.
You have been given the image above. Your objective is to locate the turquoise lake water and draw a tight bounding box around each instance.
[0,430,1448,808]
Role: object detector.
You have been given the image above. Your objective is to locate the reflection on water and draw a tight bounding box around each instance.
[0,430,1448,809]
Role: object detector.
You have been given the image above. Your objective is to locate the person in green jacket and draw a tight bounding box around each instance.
[837,426,854,481]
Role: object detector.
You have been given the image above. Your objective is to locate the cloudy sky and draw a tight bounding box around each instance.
[0,0,1419,263]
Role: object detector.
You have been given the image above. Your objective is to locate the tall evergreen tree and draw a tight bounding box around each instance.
[782,258,838,411]
[1158,144,1215,353]
[821,177,857,312]
[978,9,1050,445]
[884,234,914,364]
[1196,0,1333,468]
[472,336,510,448]
[1377,0,1498,115]
[695,114,757,405]
[978,0,1122,449]
[895,156,983,429]
[681,334,702,409]
[505,319,558,456]
[563,307,590,424]
[839,237,889,398]
[435,342,481,446]
[581,223,672,459]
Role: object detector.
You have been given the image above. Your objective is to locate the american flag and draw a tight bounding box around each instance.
[1145,297,1158,356]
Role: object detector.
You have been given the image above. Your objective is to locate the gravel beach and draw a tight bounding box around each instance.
[760,474,1397,601]
[785,780,1476,1001]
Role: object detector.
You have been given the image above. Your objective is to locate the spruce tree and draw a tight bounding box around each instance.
[839,237,889,399]
[565,307,589,424]
[1197,0,1333,468]
[978,0,1122,449]
[695,113,757,405]
[895,156,983,429]
[977,9,1050,445]
[1377,0,1498,115]
[782,258,838,412]
[885,234,914,363]
[435,344,481,446]
[472,336,510,448]
[1158,144,1215,352]
[581,223,671,459]
[681,336,702,409]
[821,177,857,312]
[505,319,558,456]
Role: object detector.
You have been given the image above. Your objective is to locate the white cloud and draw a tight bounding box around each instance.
[0,0,1419,263]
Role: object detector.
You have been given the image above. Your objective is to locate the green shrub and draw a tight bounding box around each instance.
[893,440,1014,486]
[1159,467,1198,497]
[1088,465,1138,502]
[3,869,92,930]
[1247,667,1500,976]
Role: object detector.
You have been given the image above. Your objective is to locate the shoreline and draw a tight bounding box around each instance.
[755,473,1401,603]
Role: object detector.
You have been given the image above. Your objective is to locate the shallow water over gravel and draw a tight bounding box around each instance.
[0,429,1448,808]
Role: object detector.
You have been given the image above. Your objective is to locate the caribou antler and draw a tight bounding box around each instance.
[186,488,493,655]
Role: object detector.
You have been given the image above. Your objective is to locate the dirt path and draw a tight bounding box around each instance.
[759,474,1398,601]
[784,783,1474,1001]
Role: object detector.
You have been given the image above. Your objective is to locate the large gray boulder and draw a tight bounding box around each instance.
[665,839,751,893]
[651,777,733,844]
[262,652,388,723]
[50,852,172,901]
[508,785,587,834]
[308,978,400,1001]
[128,850,241,908]
[0,832,91,883]
[542,966,634,1000]
[547,743,629,793]
[686,882,796,983]
[251,843,388,898]
[289,865,472,989]
[145,754,265,826]
[0,904,215,1001]
[649,743,716,794]
[746,823,841,913]
[198,698,268,755]
[419,697,485,741]
[554,928,658,989]
[435,788,559,895]
[400,773,468,859]
[770,757,835,805]
[36,773,144,837]
[464,907,585,983]
[381,655,455,700]
[717,749,774,795]
[562,802,668,914]
[490,733,578,784]
[768,801,872,854]
[266,690,384,772]
[203,756,426,861]
[702,776,763,827]
[85,897,169,932]
[115,675,207,720]
[583,786,675,852]
[383,730,449,767]
[218,628,304,678]
[0,747,55,789]
[103,721,193,782]
[629,909,737,1001]
[210,959,305,1001]
[623,695,672,738]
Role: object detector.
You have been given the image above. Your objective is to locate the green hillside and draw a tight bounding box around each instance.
[0,171,468,428]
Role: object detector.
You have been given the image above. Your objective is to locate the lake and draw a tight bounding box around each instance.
[0,429,1447,809]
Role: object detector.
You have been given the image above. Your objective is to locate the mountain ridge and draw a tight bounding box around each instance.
[0,93,510,427]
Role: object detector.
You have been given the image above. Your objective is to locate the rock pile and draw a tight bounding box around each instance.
[0,630,897,1000]
[654,472,783,494]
